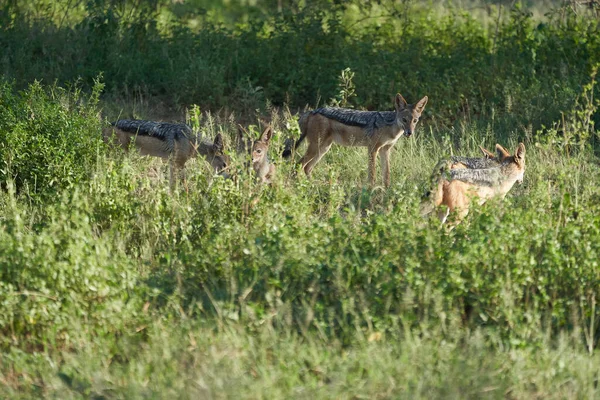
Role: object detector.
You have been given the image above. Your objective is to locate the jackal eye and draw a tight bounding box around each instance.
[256,149,262,154]
[402,117,408,123]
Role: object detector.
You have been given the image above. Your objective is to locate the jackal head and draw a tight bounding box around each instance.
[498,143,526,183]
[252,126,273,166]
[207,133,230,177]
[395,93,428,137]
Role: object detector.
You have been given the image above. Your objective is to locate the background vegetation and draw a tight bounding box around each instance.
[1,0,600,397]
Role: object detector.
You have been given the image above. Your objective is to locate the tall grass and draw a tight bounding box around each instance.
[1,1,599,131]
[1,75,599,396]
[1,0,600,397]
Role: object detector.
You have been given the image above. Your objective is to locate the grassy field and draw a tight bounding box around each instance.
[1,0,600,398]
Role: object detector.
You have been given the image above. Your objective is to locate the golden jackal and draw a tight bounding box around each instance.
[251,126,276,184]
[103,119,230,186]
[421,143,526,225]
[283,93,428,187]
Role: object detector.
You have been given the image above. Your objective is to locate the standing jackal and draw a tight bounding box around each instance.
[283,93,428,187]
[103,119,229,186]
[252,126,276,184]
[421,143,526,225]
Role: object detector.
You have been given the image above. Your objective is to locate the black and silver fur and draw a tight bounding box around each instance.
[309,108,397,136]
[446,166,502,187]
[112,119,217,156]
[449,156,499,170]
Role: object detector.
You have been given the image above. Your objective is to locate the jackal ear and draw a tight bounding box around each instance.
[495,144,510,160]
[479,145,496,159]
[395,93,408,111]
[260,126,273,144]
[213,133,224,154]
[415,96,428,114]
[515,142,526,163]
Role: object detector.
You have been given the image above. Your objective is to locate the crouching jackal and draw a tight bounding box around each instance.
[283,93,428,187]
[103,119,230,187]
[421,143,526,225]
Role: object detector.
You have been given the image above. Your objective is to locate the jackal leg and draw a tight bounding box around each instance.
[368,147,380,186]
[437,206,450,224]
[301,137,333,176]
[168,157,188,192]
[169,159,176,191]
[175,158,188,192]
[379,144,393,187]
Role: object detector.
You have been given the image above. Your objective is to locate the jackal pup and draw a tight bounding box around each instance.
[421,143,526,225]
[103,119,229,186]
[283,93,428,187]
[252,126,276,184]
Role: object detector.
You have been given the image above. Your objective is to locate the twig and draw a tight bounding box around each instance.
[10,291,59,301]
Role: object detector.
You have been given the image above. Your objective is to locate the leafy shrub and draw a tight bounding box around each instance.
[0,189,142,348]
[0,79,105,200]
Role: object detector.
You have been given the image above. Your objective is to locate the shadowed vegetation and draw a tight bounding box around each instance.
[1,0,600,397]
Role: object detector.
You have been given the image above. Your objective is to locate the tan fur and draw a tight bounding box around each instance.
[102,124,229,188]
[252,126,276,184]
[425,143,526,226]
[479,145,496,160]
[296,93,428,187]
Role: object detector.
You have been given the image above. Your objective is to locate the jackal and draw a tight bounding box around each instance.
[421,143,526,225]
[251,126,276,184]
[103,119,229,186]
[418,145,500,217]
[283,93,428,187]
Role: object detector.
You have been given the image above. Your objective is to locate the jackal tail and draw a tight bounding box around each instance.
[282,112,309,158]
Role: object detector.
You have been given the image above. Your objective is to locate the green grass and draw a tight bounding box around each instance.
[3,321,600,399]
[1,91,599,396]
[1,0,600,398]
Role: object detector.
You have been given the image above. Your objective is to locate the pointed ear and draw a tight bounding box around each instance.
[213,133,224,153]
[495,144,510,160]
[479,145,496,159]
[515,142,525,163]
[395,93,408,112]
[415,96,428,114]
[260,126,273,143]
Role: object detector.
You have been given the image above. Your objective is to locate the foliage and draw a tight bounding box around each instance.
[0,78,105,200]
[1,0,600,397]
[0,0,598,134]
[0,187,143,349]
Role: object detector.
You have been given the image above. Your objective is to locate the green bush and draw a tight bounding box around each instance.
[0,79,105,199]
[0,189,142,348]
